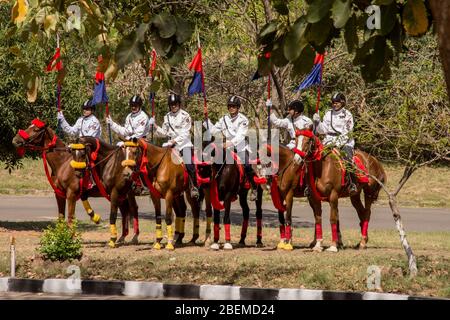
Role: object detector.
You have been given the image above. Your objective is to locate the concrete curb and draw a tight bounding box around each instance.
[0,277,443,300]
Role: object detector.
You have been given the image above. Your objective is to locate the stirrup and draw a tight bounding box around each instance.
[190,186,199,199]
[249,189,257,201]
[304,186,311,197]
[349,183,358,195]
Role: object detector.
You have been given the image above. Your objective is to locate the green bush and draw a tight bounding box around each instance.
[38,219,83,262]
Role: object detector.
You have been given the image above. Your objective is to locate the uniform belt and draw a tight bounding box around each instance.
[327,132,340,136]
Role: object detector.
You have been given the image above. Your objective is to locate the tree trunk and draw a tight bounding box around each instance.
[429,1,450,100]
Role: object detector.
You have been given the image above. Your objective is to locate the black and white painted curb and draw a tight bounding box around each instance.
[0,277,440,300]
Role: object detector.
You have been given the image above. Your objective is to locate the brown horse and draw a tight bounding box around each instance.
[297,129,386,252]
[121,138,201,251]
[11,119,101,224]
[71,136,139,248]
[261,142,308,251]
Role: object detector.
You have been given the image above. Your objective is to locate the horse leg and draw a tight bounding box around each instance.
[108,194,120,248]
[173,197,185,245]
[211,208,221,250]
[359,192,374,249]
[117,200,129,245]
[151,194,163,250]
[164,191,175,250]
[223,198,233,250]
[185,193,200,244]
[56,195,65,220]
[255,185,264,247]
[308,196,324,252]
[283,189,295,251]
[203,187,213,245]
[238,187,250,246]
[128,194,139,245]
[277,209,286,249]
[66,194,77,226]
[326,189,340,253]
[80,191,101,224]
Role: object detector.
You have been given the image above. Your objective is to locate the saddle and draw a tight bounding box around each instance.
[331,149,369,186]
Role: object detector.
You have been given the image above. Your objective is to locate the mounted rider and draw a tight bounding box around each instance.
[203,95,259,201]
[313,92,358,195]
[269,99,313,164]
[57,99,101,138]
[106,95,152,141]
[153,93,199,199]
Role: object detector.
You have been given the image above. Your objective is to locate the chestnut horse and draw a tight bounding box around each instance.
[261,143,308,251]
[121,138,201,251]
[71,136,139,248]
[206,146,264,250]
[297,129,386,252]
[11,119,101,224]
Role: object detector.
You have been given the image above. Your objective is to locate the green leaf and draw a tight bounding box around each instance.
[344,14,358,53]
[306,0,333,24]
[257,53,272,77]
[149,80,161,93]
[166,44,185,66]
[273,0,289,16]
[379,3,398,36]
[150,33,172,56]
[258,22,277,45]
[331,0,351,29]
[306,18,332,46]
[114,31,145,69]
[175,17,193,44]
[291,45,315,79]
[272,41,289,67]
[152,13,177,39]
[402,0,429,36]
[136,23,149,42]
[283,17,307,61]
[373,0,394,5]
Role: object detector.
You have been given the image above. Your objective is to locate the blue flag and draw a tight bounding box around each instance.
[294,53,324,92]
[188,48,204,96]
[92,72,109,105]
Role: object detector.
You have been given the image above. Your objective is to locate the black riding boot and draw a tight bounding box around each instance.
[244,163,258,201]
[186,163,199,199]
[342,146,358,196]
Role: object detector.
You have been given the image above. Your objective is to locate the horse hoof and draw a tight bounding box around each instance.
[223,242,233,250]
[130,235,139,245]
[238,239,246,247]
[91,214,101,224]
[357,242,367,250]
[283,243,294,251]
[175,239,183,246]
[116,236,126,245]
[277,241,286,250]
[203,237,212,247]
[166,242,175,251]
[312,244,323,252]
[309,240,317,249]
[326,246,338,253]
[153,242,162,250]
[255,241,264,248]
[210,243,220,251]
[108,240,116,248]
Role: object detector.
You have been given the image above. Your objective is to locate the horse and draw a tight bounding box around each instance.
[204,145,264,250]
[11,119,101,225]
[121,138,201,251]
[296,129,386,252]
[70,136,140,248]
[261,142,309,251]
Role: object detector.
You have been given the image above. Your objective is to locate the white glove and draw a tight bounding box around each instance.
[106,115,113,125]
[57,111,64,120]
[293,153,303,165]
[162,141,173,148]
[116,141,124,147]
[265,99,272,108]
[313,112,321,123]
[148,116,155,126]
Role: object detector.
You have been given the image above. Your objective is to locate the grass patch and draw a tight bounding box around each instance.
[0,219,449,298]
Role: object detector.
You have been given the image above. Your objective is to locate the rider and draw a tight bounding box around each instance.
[269,99,313,164]
[57,99,101,138]
[106,95,152,140]
[313,92,358,195]
[154,93,199,199]
[203,95,259,201]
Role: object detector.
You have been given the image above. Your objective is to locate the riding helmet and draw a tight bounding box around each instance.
[82,99,95,110]
[168,93,182,106]
[227,95,241,108]
[130,95,143,106]
[331,92,346,103]
[287,100,304,114]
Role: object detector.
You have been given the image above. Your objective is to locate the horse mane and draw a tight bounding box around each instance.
[78,136,116,151]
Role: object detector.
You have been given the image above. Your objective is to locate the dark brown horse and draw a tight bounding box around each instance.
[71,136,139,248]
[297,129,386,252]
[122,138,201,250]
[11,119,101,225]
[205,145,264,250]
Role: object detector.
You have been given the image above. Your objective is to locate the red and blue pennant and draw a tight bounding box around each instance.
[295,53,324,91]
[92,65,109,105]
[188,48,204,96]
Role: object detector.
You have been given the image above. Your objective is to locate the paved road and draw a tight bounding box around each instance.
[0,195,449,232]
[0,292,165,300]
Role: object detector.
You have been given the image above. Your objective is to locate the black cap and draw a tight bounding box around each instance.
[227,95,241,108]
[287,100,304,113]
[129,95,143,106]
[331,92,346,103]
[82,99,94,110]
[168,93,181,106]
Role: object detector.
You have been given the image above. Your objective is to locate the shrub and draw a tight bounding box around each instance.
[38,219,83,262]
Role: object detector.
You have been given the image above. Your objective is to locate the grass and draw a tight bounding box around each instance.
[0,219,449,298]
[1,159,449,207]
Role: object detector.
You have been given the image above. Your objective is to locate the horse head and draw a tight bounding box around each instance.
[294,127,322,162]
[121,138,141,179]
[12,119,55,156]
[68,139,90,178]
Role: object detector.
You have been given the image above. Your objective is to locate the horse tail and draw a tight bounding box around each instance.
[355,150,386,202]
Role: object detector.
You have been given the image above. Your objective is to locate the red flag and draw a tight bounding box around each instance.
[149,49,157,77]
[46,48,63,72]
[188,48,203,72]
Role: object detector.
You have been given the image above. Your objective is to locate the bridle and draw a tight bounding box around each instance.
[17,119,60,152]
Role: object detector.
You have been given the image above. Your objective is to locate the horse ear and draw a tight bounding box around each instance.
[132,137,138,144]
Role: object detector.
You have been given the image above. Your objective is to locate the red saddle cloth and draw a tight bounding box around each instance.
[353,156,369,183]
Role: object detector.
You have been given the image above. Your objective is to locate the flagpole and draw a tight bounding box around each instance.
[267,73,271,143]
[56,32,63,137]
[198,34,209,131]
[149,49,157,143]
